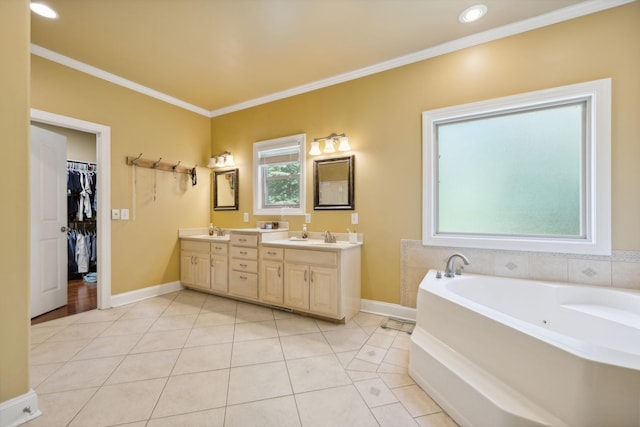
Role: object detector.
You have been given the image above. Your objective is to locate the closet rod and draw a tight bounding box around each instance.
[126,154,196,175]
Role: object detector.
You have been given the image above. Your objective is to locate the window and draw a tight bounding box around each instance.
[254,134,306,215]
[423,79,611,255]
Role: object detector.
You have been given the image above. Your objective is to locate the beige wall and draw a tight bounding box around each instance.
[0,0,30,404]
[211,3,640,304]
[31,56,212,295]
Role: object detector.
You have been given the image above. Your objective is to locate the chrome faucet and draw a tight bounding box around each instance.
[445,253,470,278]
[213,226,225,237]
[323,230,336,243]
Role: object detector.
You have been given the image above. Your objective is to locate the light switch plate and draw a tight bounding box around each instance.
[111,209,120,220]
[351,213,358,224]
[121,208,129,220]
[305,213,311,223]
[243,212,249,222]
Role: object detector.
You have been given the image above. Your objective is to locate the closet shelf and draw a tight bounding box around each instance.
[126,154,197,175]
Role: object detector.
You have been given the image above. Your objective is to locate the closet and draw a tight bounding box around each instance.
[67,161,97,281]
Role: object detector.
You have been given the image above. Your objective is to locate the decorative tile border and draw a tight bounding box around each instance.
[400,240,640,308]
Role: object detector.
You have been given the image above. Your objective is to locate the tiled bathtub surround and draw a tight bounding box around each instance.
[401,240,640,307]
[27,290,457,427]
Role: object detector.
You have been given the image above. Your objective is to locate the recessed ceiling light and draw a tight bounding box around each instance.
[459,4,487,23]
[30,2,58,19]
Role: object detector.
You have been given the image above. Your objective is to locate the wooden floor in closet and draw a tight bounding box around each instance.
[31,279,97,325]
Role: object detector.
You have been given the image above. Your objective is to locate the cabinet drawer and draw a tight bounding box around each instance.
[285,249,337,267]
[231,246,258,260]
[211,243,228,255]
[181,240,210,253]
[261,247,284,261]
[231,234,258,247]
[231,259,258,273]
[229,271,258,299]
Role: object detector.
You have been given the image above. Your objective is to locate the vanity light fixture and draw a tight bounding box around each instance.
[30,2,58,18]
[207,151,235,168]
[310,133,351,155]
[459,4,487,23]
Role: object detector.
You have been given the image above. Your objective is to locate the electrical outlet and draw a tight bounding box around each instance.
[305,213,311,223]
[243,212,249,222]
[121,208,129,220]
[111,209,120,220]
[351,213,358,224]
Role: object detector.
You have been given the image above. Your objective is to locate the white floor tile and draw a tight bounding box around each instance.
[227,361,292,405]
[286,354,351,393]
[231,337,283,367]
[152,370,229,418]
[29,290,456,427]
[295,385,379,427]
[173,343,232,374]
[70,378,166,426]
[225,395,302,427]
[147,408,225,427]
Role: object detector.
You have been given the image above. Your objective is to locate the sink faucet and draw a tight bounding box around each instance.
[323,230,336,243]
[445,253,470,278]
[213,226,225,236]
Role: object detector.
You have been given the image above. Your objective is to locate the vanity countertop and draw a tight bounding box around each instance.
[261,238,362,251]
[180,234,230,242]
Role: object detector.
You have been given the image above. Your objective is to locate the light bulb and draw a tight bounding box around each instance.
[323,138,336,154]
[459,4,487,23]
[338,136,351,151]
[309,141,321,155]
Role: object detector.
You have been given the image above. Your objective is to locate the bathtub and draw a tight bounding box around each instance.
[409,270,640,427]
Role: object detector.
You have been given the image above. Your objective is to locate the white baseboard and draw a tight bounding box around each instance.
[360,299,416,321]
[110,281,184,307]
[0,389,41,427]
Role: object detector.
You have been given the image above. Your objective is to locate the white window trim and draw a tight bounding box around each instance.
[423,78,611,255]
[253,133,306,216]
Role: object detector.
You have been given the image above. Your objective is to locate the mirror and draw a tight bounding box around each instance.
[213,169,239,211]
[314,155,354,210]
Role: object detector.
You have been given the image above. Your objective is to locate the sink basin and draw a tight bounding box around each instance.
[278,239,356,247]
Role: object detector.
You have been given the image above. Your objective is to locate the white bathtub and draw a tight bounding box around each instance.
[409,270,640,427]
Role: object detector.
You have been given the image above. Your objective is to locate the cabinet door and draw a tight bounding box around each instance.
[180,251,196,286]
[260,260,283,305]
[284,263,309,310]
[194,252,211,289]
[211,255,228,293]
[309,266,338,317]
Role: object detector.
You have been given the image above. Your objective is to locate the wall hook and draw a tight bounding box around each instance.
[172,161,181,171]
[131,153,143,165]
[152,157,162,168]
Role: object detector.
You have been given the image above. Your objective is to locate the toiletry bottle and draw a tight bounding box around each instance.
[209,223,214,236]
[301,224,308,239]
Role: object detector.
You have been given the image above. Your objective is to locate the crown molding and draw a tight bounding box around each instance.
[30,0,634,118]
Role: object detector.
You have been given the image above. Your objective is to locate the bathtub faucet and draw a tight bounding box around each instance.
[444,253,470,278]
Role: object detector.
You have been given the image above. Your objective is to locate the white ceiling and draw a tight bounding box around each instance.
[30,0,626,116]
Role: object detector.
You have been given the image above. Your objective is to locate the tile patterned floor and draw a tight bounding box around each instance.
[27,290,458,427]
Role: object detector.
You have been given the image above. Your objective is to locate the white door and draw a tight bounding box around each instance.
[30,125,68,318]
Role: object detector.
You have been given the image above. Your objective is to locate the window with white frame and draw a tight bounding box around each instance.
[253,134,306,215]
[423,79,611,255]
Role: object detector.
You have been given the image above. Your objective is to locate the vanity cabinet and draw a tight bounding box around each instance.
[281,247,360,321]
[210,242,229,293]
[180,240,211,289]
[229,233,259,300]
[260,247,284,305]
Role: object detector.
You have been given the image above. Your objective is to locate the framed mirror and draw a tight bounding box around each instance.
[213,168,239,211]
[314,155,354,210]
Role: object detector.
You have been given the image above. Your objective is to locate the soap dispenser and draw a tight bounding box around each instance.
[209,223,214,236]
[301,224,308,240]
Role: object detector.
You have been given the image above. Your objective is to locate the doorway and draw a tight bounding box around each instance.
[30,109,112,321]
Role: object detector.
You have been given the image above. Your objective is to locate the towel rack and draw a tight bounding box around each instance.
[126,154,196,175]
